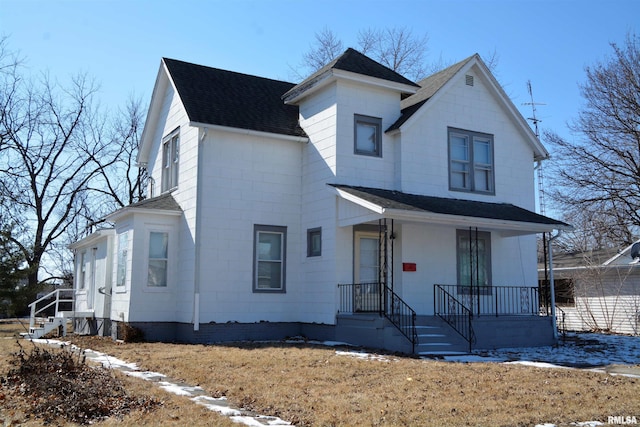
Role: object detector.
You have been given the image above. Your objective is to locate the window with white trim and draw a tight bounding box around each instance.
[147,232,168,287]
[354,114,382,157]
[79,251,86,290]
[448,128,494,193]
[161,129,179,192]
[116,232,128,288]
[253,225,286,292]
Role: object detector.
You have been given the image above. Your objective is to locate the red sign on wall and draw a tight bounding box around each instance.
[402,263,417,272]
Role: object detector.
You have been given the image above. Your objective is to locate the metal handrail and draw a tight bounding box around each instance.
[434,284,475,352]
[338,282,418,353]
[382,284,418,353]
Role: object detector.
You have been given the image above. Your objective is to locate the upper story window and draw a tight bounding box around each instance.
[448,128,494,194]
[354,114,382,157]
[161,128,179,192]
[253,225,286,293]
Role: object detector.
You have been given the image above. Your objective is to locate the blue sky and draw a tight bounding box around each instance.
[1,0,638,144]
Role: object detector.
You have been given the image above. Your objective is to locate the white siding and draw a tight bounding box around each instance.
[334,80,401,189]
[72,230,114,318]
[142,81,197,324]
[195,129,306,323]
[397,65,536,209]
[559,268,640,335]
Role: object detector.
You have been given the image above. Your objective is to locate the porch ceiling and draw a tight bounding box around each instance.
[331,184,572,236]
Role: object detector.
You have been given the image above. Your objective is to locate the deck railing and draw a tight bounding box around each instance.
[28,288,74,330]
[435,284,543,316]
[338,282,417,352]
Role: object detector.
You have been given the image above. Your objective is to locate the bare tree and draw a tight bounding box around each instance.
[296,26,429,81]
[545,32,640,248]
[86,96,148,224]
[0,41,143,296]
[357,27,429,81]
[297,27,344,77]
[297,27,499,84]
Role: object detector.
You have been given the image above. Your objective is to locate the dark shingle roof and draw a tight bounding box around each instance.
[387,55,476,132]
[163,58,306,137]
[128,192,182,212]
[331,184,570,227]
[331,48,419,87]
[283,48,419,102]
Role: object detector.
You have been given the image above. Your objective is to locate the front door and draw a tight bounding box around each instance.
[354,232,381,312]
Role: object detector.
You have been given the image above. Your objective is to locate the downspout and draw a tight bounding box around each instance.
[193,127,207,331]
[547,230,562,340]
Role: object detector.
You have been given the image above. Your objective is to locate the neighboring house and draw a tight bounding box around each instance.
[539,242,640,336]
[65,48,571,354]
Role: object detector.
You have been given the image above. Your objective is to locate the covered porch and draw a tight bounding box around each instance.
[330,184,571,354]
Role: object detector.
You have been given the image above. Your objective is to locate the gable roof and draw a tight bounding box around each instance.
[331,184,571,233]
[386,55,476,132]
[162,58,306,138]
[385,54,548,161]
[283,48,419,104]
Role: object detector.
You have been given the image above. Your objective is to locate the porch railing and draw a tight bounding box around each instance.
[338,282,417,353]
[28,288,74,330]
[434,284,474,351]
[435,284,543,316]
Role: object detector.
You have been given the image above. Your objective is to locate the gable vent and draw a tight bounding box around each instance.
[465,74,474,86]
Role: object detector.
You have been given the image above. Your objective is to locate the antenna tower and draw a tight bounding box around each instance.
[523,80,546,215]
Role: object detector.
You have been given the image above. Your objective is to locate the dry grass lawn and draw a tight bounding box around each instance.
[1,319,638,426]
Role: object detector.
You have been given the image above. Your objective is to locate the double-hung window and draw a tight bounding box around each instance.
[161,129,179,192]
[147,232,169,287]
[448,128,494,193]
[354,114,382,157]
[253,225,286,292]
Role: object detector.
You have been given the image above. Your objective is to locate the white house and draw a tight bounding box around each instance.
[540,242,640,336]
[66,49,571,354]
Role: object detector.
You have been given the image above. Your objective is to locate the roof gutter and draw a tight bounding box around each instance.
[190,122,308,143]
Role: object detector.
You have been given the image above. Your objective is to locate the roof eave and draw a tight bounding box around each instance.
[138,60,172,166]
[68,228,115,250]
[332,186,571,235]
[282,70,334,105]
[191,121,308,143]
[283,68,418,105]
[331,69,419,95]
[106,206,183,223]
